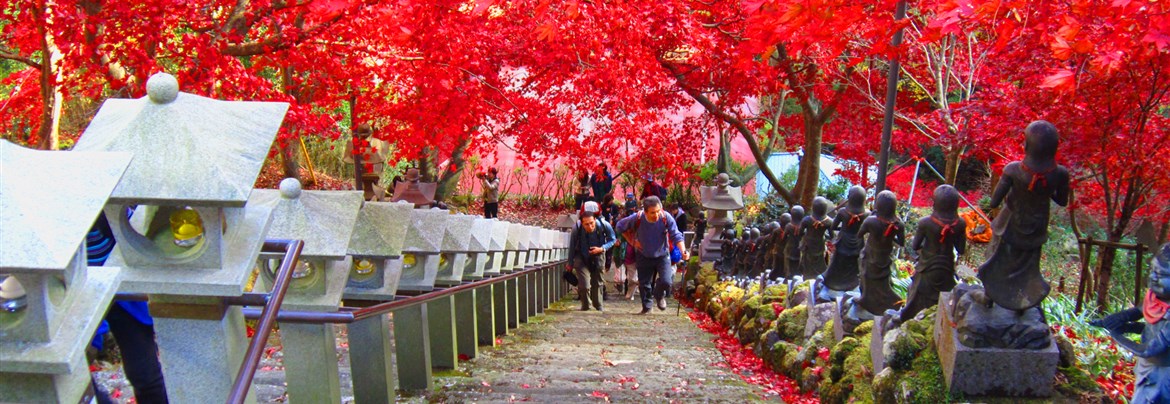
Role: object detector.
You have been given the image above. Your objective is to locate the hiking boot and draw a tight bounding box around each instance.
[656,297,667,311]
[580,304,590,311]
[594,305,603,312]
[639,307,651,315]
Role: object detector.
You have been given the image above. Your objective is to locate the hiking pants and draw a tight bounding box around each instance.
[635,254,673,309]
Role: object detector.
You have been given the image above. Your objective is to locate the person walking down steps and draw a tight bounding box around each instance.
[616,196,688,314]
[569,211,616,311]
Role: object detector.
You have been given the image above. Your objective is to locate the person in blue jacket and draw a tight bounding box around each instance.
[615,196,688,314]
[89,211,168,403]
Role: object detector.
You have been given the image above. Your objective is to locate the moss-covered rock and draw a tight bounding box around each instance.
[1055,365,1105,401]
[869,345,949,403]
[774,304,808,341]
[854,320,874,337]
[885,328,927,372]
[842,333,875,403]
[769,340,800,371]
[1055,334,1076,368]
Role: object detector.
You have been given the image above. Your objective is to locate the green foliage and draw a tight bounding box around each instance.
[1043,294,1133,377]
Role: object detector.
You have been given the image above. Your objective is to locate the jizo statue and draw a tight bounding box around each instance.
[856,190,905,316]
[800,197,833,279]
[770,213,792,280]
[1094,244,1170,403]
[822,186,869,292]
[898,184,967,322]
[784,206,805,279]
[978,120,1070,311]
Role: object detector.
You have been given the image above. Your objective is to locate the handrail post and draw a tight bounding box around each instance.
[226,239,304,404]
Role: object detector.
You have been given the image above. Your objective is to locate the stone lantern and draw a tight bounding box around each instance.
[0,141,131,402]
[342,200,412,404]
[396,208,450,292]
[435,214,478,287]
[344,201,413,298]
[250,178,363,404]
[484,220,510,276]
[72,72,288,403]
[461,218,494,281]
[505,223,531,273]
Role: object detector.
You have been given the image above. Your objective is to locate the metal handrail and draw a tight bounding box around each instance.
[239,259,568,324]
[227,239,304,404]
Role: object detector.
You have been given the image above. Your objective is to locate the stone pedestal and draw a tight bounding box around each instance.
[393,304,432,391]
[427,295,458,369]
[152,299,255,404]
[454,290,480,359]
[518,273,530,324]
[492,281,509,336]
[506,278,520,328]
[476,285,498,345]
[348,313,396,404]
[281,323,342,403]
[935,292,1058,397]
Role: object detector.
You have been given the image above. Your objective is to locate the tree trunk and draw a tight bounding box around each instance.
[278,139,301,182]
[1094,241,1119,312]
[436,136,472,202]
[795,116,824,207]
[943,146,963,185]
[34,0,62,151]
[278,67,301,183]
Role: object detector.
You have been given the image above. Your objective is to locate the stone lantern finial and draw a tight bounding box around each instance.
[146,72,179,104]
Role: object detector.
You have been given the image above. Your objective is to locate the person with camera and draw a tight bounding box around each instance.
[478,167,500,218]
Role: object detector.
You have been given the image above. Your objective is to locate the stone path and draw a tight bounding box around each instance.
[94,293,772,403]
[410,296,769,403]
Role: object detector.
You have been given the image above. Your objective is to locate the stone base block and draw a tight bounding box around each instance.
[935,292,1057,397]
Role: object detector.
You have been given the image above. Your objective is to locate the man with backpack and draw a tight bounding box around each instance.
[615,196,688,314]
[568,211,616,311]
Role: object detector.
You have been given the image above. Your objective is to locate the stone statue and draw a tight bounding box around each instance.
[783,206,805,279]
[717,229,738,275]
[799,197,833,279]
[769,213,792,280]
[1094,243,1170,403]
[700,173,746,262]
[754,221,781,277]
[344,123,388,200]
[978,120,1071,311]
[821,186,869,294]
[390,167,438,208]
[733,229,753,277]
[855,190,904,316]
[898,185,967,322]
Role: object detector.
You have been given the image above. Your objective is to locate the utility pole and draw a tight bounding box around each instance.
[874,0,908,192]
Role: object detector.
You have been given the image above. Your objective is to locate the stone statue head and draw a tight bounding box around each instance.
[766,221,781,234]
[741,230,751,241]
[789,205,805,224]
[780,213,792,227]
[405,167,421,182]
[715,173,731,187]
[874,190,897,218]
[1025,120,1060,161]
[355,123,373,138]
[750,227,761,240]
[847,186,866,209]
[723,228,736,240]
[1151,243,1170,299]
[932,184,961,217]
[812,196,830,218]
